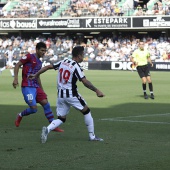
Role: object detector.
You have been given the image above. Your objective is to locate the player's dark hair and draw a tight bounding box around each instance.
[36,42,46,50]
[72,46,84,58]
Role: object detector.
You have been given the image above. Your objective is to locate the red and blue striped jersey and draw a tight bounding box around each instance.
[20,53,42,87]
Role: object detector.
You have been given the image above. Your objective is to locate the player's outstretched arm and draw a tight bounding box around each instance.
[29,64,53,79]
[13,61,22,88]
[81,78,104,97]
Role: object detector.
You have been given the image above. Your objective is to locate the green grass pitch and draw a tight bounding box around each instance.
[0,69,170,170]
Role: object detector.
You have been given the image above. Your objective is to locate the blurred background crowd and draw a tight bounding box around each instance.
[0,33,170,62]
[0,0,170,63]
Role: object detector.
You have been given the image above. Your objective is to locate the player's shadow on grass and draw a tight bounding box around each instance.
[1,102,170,128]
[0,103,170,145]
[105,102,170,115]
[137,95,154,99]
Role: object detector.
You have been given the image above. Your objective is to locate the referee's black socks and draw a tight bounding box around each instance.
[142,83,147,94]
[149,83,153,92]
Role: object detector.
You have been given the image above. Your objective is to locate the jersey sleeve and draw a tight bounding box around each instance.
[132,50,137,59]
[53,61,62,70]
[146,51,150,58]
[5,50,8,55]
[20,53,31,65]
[75,64,85,81]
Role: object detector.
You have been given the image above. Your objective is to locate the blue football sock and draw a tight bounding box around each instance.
[43,103,54,123]
[21,108,37,117]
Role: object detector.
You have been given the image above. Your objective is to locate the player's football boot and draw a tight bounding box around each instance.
[150,94,154,99]
[52,127,64,132]
[15,114,22,127]
[89,136,104,142]
[41,126,48,144]
[144,94,148,99]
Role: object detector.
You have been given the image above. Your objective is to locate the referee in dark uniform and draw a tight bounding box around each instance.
[131,41,154,99]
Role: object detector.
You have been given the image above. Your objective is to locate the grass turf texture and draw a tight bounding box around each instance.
[0,70,170,170]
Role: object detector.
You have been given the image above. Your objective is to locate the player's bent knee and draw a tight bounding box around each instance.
[30,108,37,113]
[82,108,90,115]
[58,116,66,123]
[43,102,50,109]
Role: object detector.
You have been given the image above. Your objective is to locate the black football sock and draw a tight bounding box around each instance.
[149,83,153,94]
[142,83,146,94]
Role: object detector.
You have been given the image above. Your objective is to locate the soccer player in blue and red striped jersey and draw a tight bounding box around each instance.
[12,42,63,132]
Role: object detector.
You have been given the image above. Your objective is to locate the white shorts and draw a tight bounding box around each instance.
[56,94,87,117]
[6,61,13,67]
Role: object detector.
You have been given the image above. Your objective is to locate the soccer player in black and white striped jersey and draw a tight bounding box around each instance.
[0,45,16,77]
[29,46,105,143]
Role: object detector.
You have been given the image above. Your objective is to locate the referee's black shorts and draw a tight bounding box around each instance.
[136,65,150,78]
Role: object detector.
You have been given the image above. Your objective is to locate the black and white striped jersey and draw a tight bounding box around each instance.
[5,50,15,62]
[53,58,85,98]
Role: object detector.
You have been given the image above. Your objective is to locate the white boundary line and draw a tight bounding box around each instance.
[109,113,170,119]
[101,119,170,125]
[100,113,170,125]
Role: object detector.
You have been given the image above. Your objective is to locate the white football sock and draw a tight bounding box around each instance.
[1,66,6,71]
[84,112,95,139]
[47,119,63,133]
[10,69,14,76]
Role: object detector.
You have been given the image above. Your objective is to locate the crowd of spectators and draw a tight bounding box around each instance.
[63,0,170,17]
[63,0,125,17]
[0,0,62,18]
[134,0,170,16]
[0,0,170,18]
[0,34,170,63]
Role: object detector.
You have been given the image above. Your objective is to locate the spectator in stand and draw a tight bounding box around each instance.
[51,3,57,14]
[89,2,98,15]
[157,6,165,15]
[134,0,139,9]
[162,51,168,61]
[153,2,159,14]
[143,4,148,14]
[44,3,51,17]
[10,10,15,18]
[2,10,8,18]
[118,6,124,16]
[46,38,51,49]
[114,5,120,16]
[165,8,170,15]
[99,5,107,16]
[149,45,158,61]
[46,47,54,59]
[167,51,170,60]
[135,5,144,16]
[96,48,105,61]
[109,48,120,61]
[0,8,3,17]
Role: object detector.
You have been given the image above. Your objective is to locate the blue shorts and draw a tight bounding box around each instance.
[22,87,47,106]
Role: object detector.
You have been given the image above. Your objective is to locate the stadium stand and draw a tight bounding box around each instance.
[50,0,69,18]
[0,0,170,64]
[0,0,169,18]
[0,32,170,62]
